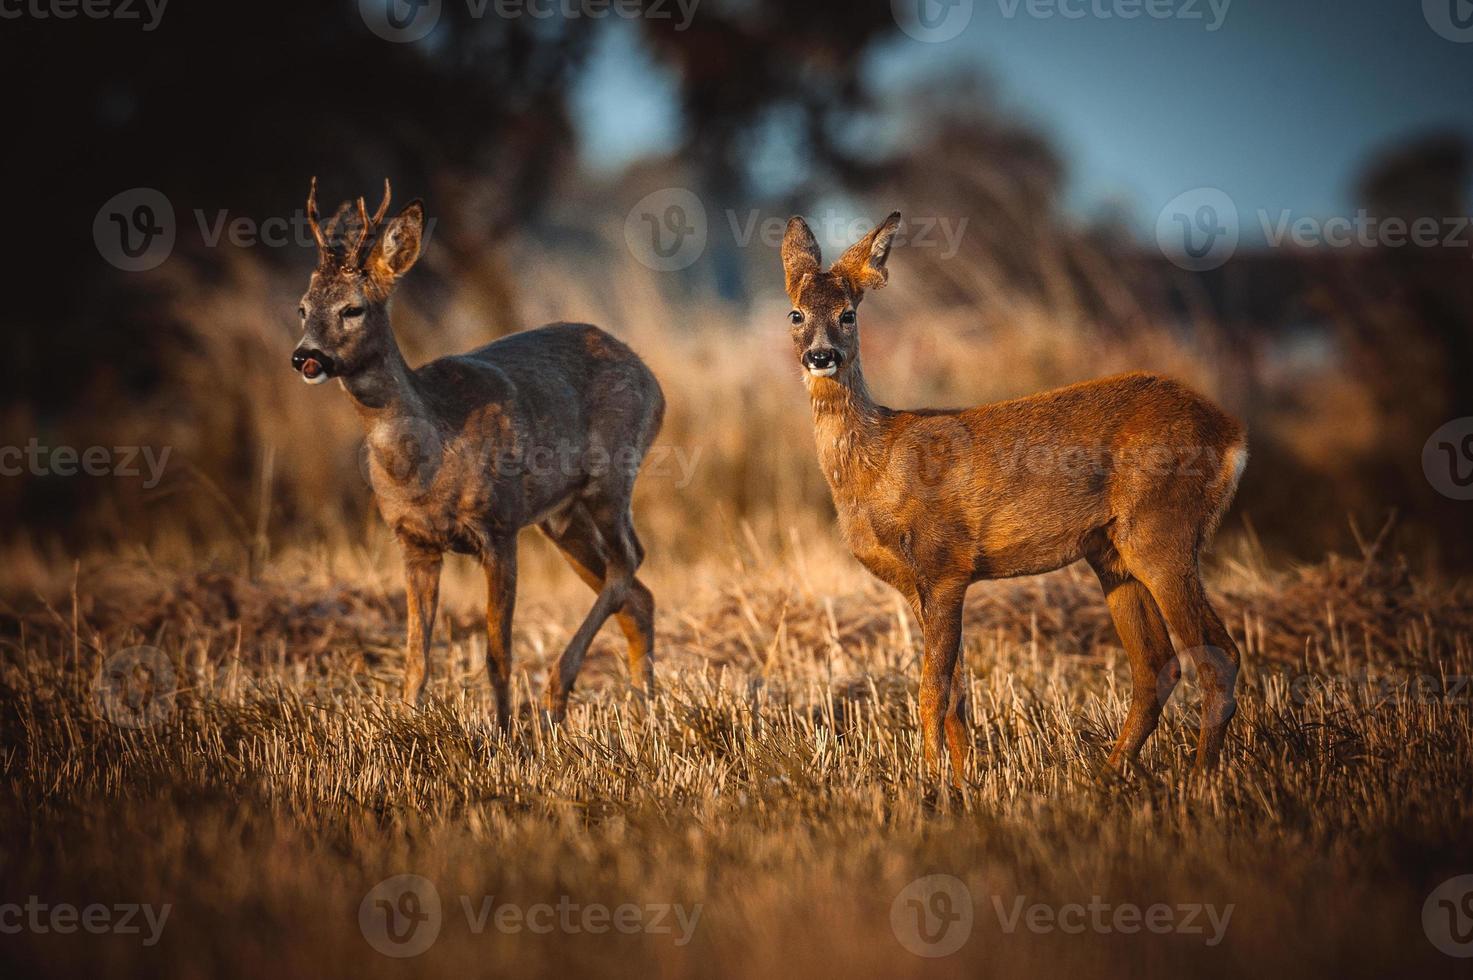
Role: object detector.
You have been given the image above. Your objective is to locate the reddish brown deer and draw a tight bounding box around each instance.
[292,179,664,726]
[781,212,1247,785]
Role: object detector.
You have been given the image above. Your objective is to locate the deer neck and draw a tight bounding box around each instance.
[807,358,887,494]
[341,331,427,426]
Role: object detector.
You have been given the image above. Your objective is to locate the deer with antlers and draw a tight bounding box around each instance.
[293,179,665,726]
[780,212,1248,786]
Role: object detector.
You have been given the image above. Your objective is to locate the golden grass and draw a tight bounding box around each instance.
[3,535,1471,978]
[5,206,1472,978]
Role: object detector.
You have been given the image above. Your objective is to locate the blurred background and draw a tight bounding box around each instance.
[3,0,1473,580]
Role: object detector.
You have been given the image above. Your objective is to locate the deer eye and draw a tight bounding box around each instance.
[341,305,366,319]
[297,305,306,319]
[840,310,857,326]
[789,310,804,324]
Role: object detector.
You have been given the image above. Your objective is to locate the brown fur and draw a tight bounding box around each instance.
[782,213,1248,785]
[295,180,665,726]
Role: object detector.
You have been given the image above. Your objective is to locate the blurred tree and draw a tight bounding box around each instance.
[2,1,913,418]
[3,4,595,416]
[638,0,899,197]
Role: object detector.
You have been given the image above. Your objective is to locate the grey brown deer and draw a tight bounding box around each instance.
[781,212,1247,786]
[292,179,664,725]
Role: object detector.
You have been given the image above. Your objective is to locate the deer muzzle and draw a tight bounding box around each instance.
[291,347,336,385]
[802,347,841,378]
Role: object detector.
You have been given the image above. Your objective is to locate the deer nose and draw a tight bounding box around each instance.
[802,348,841,376]
[292,347,336,385]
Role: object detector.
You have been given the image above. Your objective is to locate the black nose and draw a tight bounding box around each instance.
[291,347,335,378]
[802,348,840,370]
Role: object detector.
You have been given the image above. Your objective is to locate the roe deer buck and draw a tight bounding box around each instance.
[292,178,665,725]
[781,212,1248,785]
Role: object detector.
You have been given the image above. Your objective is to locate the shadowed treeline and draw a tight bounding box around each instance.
[3,5,1473,570]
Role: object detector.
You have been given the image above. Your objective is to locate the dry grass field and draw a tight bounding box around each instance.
[5,184,1473,980]
[3,523,1472,978]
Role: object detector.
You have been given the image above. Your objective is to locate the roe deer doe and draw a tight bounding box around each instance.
[781,212,1247,785]
[292,179,665,725]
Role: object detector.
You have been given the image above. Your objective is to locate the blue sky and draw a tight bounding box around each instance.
[570,3,1473,242]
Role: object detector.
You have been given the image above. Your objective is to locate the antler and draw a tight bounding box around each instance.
[305,176,329,252]
[346,178,392,267]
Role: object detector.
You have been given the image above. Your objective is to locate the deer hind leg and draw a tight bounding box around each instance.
[617,578,657,703]
[943,646,970,783]
[482,536,517,731]
[402,550,443,707]
[1160,574,1239,771]
[1086,544,1179,769]
[540,501,648,720]
[540,515,657,705]
[593,499,655,702]
[1122,539,1241,771]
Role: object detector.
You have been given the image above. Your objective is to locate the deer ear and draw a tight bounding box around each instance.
[781,217,822,300]
[367,201,425,284]
[833,212,901,293]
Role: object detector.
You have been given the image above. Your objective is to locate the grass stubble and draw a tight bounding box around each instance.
[2,531,1471,980]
